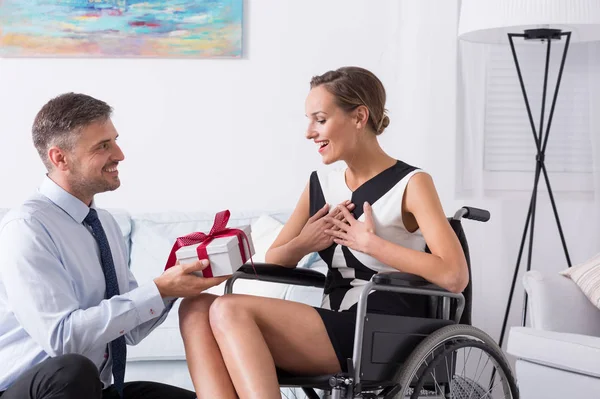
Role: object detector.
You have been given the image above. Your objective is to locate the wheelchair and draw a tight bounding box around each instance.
[225,206,519,399]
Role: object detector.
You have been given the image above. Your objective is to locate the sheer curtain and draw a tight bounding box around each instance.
[456,41,487,198]
[590,42,600,242]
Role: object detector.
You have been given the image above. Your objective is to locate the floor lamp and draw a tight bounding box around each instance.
[458,0,600,350]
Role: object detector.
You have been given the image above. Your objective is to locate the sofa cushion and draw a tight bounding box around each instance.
[106,209,132,256]
[0,209,8,223]
[508,326,600,378]
[524,270,600,336]
[250,214,285,262]
[560,252,600,310]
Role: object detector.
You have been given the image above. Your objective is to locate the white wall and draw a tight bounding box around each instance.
[0,0,597,353]
[0,0,409,212]
[0,0,463,212]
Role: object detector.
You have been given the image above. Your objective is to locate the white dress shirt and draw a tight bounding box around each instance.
[0,177,174,391]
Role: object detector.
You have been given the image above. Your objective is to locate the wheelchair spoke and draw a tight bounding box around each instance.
[459,346,472,380]
[478,377,505,399]
[467,350,485,398]
[476,357,492,387]
[451,347,455,386]
[445,354,451,391]
[462,347,467,379]
[453,348,510,399]
[428,369,445,397]
[392,326,517,399]
[495,375,513,399]
[401,341,515,399]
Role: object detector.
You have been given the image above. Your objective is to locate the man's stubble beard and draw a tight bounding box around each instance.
[69,170,120,201]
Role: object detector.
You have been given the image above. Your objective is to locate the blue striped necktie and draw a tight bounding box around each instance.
[85,208,126,397]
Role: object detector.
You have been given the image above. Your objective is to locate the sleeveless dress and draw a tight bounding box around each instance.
[309,160,429,370]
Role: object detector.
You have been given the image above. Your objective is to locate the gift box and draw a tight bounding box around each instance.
[164,210,255,278]
[175,224,255,277]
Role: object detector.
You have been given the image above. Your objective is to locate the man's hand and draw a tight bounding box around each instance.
[153,259,230,298]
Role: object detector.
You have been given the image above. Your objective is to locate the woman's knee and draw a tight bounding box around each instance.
[209,295,250,334]
[179,293,217,329]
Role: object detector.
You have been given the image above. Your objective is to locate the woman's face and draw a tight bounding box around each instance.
[305,85,359,165]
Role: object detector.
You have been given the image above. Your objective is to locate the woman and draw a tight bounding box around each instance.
[178,66,468,399]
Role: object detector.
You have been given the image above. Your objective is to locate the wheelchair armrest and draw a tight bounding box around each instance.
[372,272,447,292]
[224,263,326,294]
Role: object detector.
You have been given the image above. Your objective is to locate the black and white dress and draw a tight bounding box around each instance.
[310,160,429,370]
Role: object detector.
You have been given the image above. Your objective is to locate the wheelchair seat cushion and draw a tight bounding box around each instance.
[314,290,428,371]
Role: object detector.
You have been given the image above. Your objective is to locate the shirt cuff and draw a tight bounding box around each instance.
[128,282,167,324]
[162,296,178,309]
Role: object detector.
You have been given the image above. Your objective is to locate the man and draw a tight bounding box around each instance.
[0,93,225,398]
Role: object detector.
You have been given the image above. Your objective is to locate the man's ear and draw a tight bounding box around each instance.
[354,105,370,129]
[48,146,69,171]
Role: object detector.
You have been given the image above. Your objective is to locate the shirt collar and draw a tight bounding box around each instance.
[39,175,95,224]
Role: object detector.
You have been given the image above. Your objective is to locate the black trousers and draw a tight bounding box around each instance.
[0,354,196,399]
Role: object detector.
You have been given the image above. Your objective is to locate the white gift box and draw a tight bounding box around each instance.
[175,225,255,277]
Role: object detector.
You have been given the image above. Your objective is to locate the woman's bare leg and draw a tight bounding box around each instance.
[209,294,341,399]
[179,294,238,399]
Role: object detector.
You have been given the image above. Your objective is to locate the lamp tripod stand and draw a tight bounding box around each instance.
[497,28,573,350]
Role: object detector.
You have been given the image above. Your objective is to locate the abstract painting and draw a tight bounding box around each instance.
[0,0,243,58]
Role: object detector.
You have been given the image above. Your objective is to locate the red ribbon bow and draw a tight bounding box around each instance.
[164,210,254,277]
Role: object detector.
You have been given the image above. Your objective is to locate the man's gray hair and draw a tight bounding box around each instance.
[32,92,113,170]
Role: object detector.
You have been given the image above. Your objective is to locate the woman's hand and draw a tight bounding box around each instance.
[324,202,377,255]
[297,201,355,253]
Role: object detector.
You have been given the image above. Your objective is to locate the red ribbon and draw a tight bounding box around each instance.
[164,210,255,277]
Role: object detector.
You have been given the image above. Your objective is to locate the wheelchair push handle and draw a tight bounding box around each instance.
[453,206,490,222]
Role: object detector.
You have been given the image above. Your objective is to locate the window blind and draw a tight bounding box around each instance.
[483,42,592,174]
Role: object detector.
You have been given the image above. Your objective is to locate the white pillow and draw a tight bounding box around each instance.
[246,215,318,268]
[249,214,285,263]
[560,252,600,309]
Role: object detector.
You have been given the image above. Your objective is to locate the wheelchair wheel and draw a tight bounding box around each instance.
[394,324,518,399]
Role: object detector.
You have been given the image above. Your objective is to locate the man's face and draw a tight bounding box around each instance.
[65,119,125,200]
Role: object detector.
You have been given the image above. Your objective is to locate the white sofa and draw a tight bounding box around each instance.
[0,207,326,397]
[507,271,600,398]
